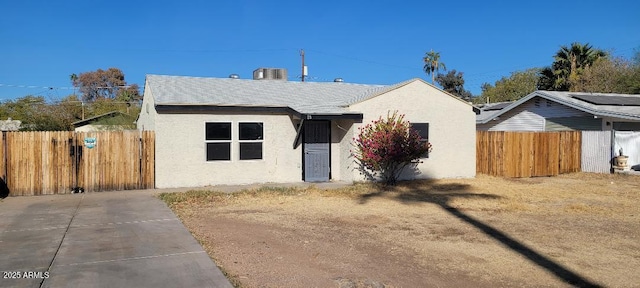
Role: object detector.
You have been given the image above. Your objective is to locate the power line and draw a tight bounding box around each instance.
[306,49,418,71]
[0,84,137,90]
[0,84,66,90]
[3,43,637,94]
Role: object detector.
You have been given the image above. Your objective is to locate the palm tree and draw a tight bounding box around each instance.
[423,50,446,84]
[537,67,556,90]
[551,42,607,91]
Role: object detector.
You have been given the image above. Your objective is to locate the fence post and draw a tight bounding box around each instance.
[70,132,83,193]
[610,129,615,174]
[2,131,6,191]
[139,134,143,189]
[69,134,75,193]
[2,131,6,183]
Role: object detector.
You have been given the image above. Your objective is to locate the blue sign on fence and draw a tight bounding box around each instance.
[84,137,97,149]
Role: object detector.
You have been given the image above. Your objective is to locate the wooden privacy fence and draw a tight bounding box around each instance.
[477,131,581,177]
[0,131,154,196]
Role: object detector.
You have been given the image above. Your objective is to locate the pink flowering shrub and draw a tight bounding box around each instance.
[352,111,432,185]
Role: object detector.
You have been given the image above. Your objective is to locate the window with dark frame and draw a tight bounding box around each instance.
[410,123,429,158]
[239,122,263,160]
[205,122,231,161]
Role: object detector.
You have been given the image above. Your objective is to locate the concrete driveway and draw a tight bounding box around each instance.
[0,191,232,288]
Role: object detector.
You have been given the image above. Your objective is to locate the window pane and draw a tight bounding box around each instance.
[240,142,262,160]
[410,123,429,139]
[410,123,429,159]
[206,123,231,140]
[239,122,263,140]
[207,143,230,161]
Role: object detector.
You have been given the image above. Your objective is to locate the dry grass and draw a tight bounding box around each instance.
[160,173,640,288]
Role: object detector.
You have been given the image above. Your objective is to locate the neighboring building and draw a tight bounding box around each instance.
[73,111,136,132]
[138,71,477,188]
[475,101,513,128]
[477,91,640,131]
[0,118,21,131]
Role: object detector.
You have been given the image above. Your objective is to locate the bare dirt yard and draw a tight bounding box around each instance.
[160,173,640,288]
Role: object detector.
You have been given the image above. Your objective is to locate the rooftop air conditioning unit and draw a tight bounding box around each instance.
[253,68,287,81]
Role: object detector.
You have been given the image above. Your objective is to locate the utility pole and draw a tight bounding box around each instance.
[300,49,306,82]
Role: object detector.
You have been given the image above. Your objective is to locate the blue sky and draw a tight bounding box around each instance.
[1,0,639,101]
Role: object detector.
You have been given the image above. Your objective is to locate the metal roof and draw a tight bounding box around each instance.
[146,74,387,115]
[72,111,129,127]
[483,102,512,111]
[476,91,640,124]
[475,101,513,123]
[570,94,640,106]
[0,119,21,131]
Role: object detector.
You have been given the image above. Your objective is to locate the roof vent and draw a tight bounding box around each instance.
[229,74,239,79]
[253,68,287,81]
[333,78,344,83]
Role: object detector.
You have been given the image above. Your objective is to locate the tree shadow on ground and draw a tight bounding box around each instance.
[359,181,491,206]
[358,180,602,288]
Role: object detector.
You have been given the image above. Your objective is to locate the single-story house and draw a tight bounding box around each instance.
[73,111,136,132]
[476,91,640,131]
[137,70,477,188]
[476,91,640,173]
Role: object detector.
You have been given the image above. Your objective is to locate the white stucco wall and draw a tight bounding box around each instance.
[331,120,361,182]
[346,80,476,181]
[154,112,302,188]
[136,79,157,131]
[330,119,358,181]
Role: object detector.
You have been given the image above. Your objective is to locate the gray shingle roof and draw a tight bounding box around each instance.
[476,91,640,124]
[146,74,390,114]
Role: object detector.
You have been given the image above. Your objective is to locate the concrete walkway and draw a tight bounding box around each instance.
[0,190,233,288]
